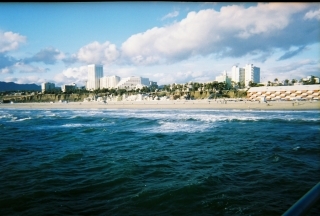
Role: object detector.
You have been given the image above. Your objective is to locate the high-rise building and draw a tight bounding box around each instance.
[86,64,103,90]
[244,64,260,87]
[41,82,55,93]
[100,75,121,89]
[231,65,245,85]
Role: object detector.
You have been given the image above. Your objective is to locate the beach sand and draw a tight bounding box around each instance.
[1,100,319,110]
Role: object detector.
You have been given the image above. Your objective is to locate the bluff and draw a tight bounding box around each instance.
[0,90,247,103]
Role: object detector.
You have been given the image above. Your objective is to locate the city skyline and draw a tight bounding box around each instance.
[0,2,319,86]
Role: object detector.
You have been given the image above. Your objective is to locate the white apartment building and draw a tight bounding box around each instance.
[86,64,103,90]
[244,64,260,87]
[41,82,55,93]
[100,75,121,89]
[116,76,150,90]
[231,65,245,84]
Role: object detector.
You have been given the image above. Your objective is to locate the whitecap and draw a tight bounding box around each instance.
[12,117,32,122]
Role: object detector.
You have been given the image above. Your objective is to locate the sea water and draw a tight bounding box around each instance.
[0,108,319,215]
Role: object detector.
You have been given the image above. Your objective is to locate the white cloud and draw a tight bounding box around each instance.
[0,31,26,53]
[77,41,120,65]
[110,67,137,78]
[147,69,213,85]
[24,47,65,64]
[0,67,12,74]
[264,59,320,82]
[54,66,88,86]
[304,8,320,20]
[4,75,45,84]
[161,10,179,20]
[121,3,312,65]
[9,62,48,73]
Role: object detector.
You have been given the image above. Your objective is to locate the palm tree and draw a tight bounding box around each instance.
[268,81,271,86]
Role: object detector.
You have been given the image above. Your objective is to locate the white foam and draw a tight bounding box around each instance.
[12,117,32,122]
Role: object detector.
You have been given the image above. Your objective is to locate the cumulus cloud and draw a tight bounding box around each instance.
[4,75,46,85]
[53,66,88,86]
[271,59,318,73]
[161,10,179,20]
[24,47,65,64]
[0,67,13,74]
[264,59,319,81]
[12,62,49,73]
[304,8,320,20]
[77,41,120,65]
[62,54,78,65]
[149,70,213,85]
[109,67,137,78]
[121,3,317,65]
[1,61,48,74]
[0,31,26,53]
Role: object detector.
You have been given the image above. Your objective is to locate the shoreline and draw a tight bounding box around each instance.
[1,100,319,111]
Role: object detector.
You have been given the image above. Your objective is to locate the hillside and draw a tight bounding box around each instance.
[0,81,41,92]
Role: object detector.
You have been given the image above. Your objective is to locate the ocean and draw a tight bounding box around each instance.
[0,108,319,215]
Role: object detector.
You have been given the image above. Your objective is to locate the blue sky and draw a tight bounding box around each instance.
[0,2,319,86]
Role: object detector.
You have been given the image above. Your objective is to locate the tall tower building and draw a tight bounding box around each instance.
[86,64,103,90]
[244,64,260,87]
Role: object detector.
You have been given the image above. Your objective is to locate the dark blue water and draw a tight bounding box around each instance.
[0,109,319,215]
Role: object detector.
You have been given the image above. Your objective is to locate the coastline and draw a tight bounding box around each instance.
[1,100,319,111]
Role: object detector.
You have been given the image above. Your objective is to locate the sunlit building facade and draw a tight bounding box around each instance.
[231,65,245,84]
[244,64,260,87]
[86,64,103,90]
[100,75,121,89]
[116,76,150,90]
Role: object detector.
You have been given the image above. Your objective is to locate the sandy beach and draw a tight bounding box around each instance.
[1,100,319,110]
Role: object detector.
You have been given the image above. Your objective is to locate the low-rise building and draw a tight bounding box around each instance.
[116,76,150,90]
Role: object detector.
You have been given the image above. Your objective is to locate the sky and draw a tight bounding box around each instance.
[0,2,319,87]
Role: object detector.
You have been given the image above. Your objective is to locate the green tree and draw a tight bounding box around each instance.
[284,79,289,85]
